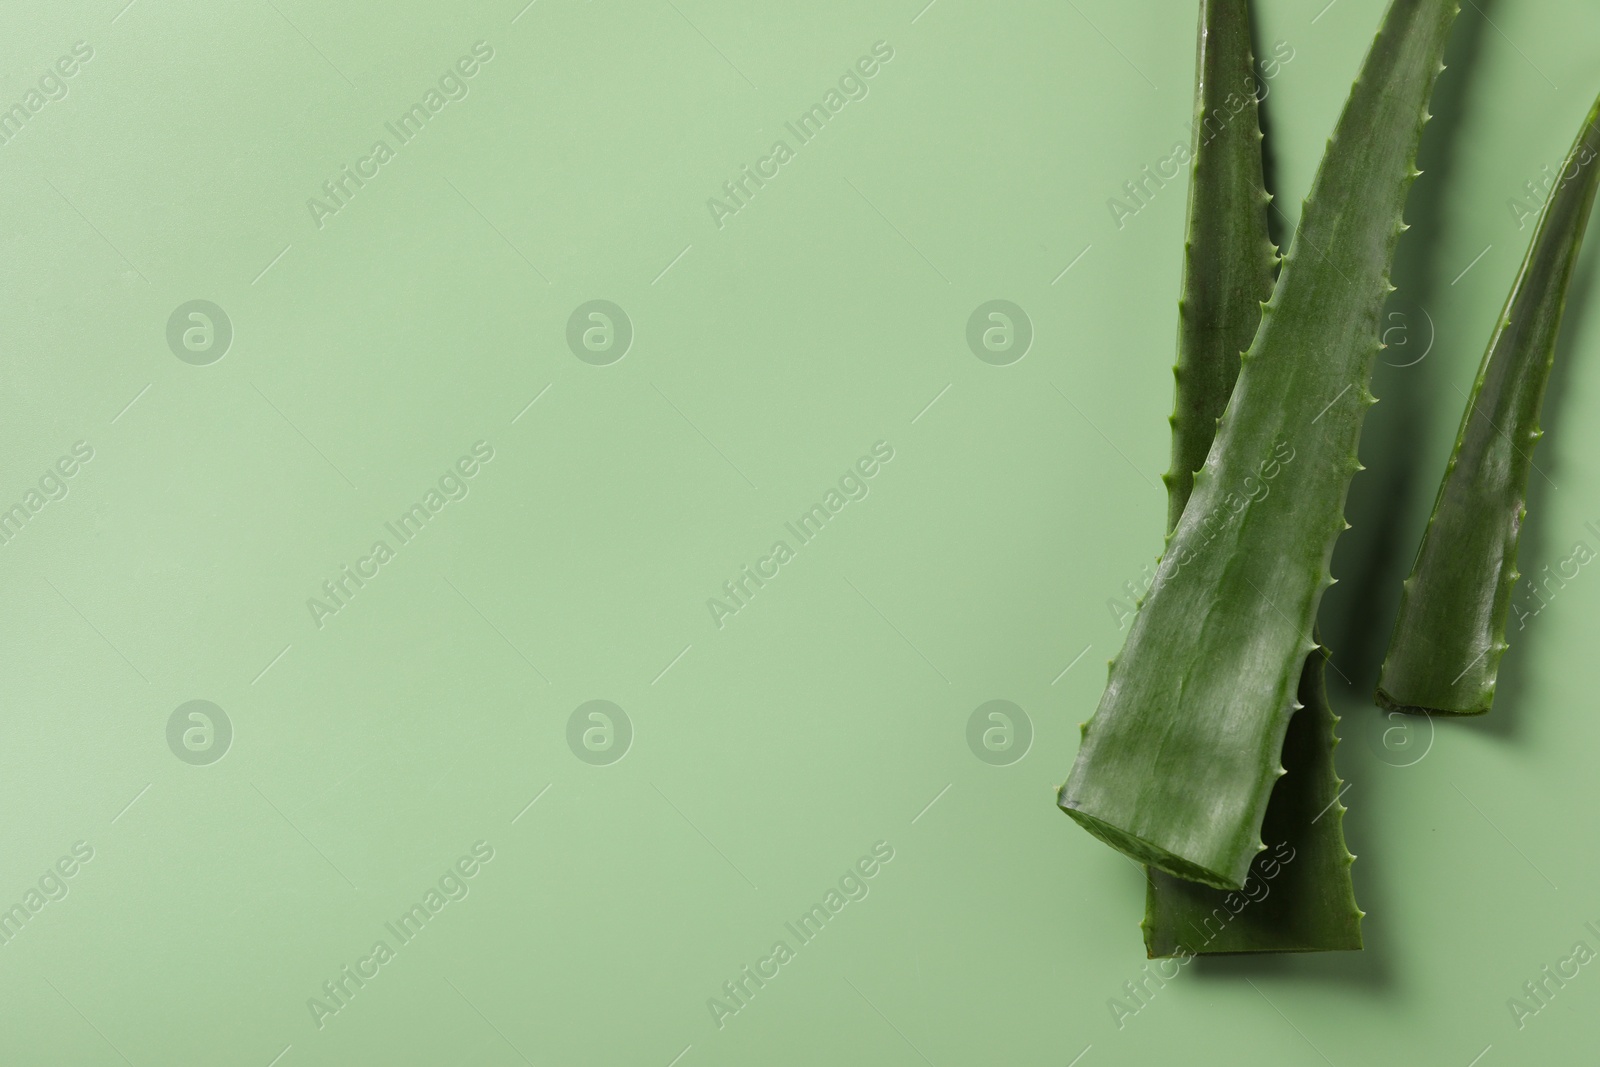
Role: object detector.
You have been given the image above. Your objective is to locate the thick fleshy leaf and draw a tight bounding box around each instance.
[1377,90,1600,716]
[1142,0,1360,956]
[1145,646,1362,954]
[1060,0,1459,890]
[1162,0,1280,531]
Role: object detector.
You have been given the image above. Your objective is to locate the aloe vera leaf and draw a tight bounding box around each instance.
[1059,0,1459,890]
[1161,0,1280,529]
[1376,91,1600,717]
[1142,0,1360,955]
[1145,648,1363,954]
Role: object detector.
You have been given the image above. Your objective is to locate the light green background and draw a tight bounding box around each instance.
[2,0,1598,1063]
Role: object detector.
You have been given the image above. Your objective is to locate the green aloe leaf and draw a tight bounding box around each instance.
[1145,645,1362,953]
[1143,0,1360,955]
[1377,90,1600,716]
[1059,0,1459,890]
[1161,0,1279,529]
